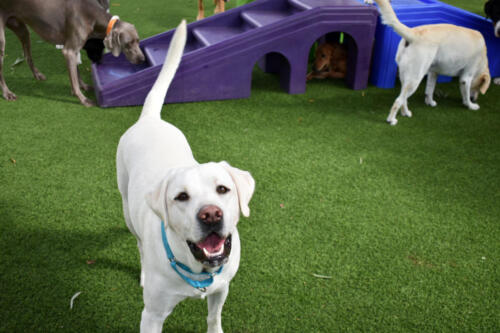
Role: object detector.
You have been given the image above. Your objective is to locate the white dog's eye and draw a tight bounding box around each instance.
[216,185,230,194]
[174,192,190,201]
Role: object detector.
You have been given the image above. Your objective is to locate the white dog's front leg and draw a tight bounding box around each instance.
[207,286,229,333]
[494,78,500,85]
[459,77,479,110]
[141,308,169,333]
[138,240,146,288]
[141,281,184,333]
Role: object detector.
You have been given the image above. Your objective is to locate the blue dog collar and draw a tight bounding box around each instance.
[160,221,223,291]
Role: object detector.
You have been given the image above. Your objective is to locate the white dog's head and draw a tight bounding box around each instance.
[471,70,491,102]
[147,161,255,268]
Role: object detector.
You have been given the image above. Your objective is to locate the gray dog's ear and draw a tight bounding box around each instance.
[146,177,169,224]
[104,28,121,57]
[219,161,255,218]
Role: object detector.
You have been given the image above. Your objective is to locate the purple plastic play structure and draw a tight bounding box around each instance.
[91,0,378,107]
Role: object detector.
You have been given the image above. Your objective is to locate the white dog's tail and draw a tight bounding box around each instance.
[140,20,187,119]
[372,0,416,43]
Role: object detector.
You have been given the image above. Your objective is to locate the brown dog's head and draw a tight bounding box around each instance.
[104,20,145,64]
[313,43,336,73]
[313,42,347,74]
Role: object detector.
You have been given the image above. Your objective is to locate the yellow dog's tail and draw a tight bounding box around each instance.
[373,0,416,43]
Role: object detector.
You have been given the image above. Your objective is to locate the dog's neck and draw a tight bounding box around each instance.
[162,223,224,291]
[92,12,116,38]
[165,226,222,275]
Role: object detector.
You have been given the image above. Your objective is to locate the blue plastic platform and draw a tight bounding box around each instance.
[367,0,500,88]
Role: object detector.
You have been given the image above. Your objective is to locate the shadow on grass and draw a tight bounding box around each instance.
[251,67,285,94]
[0,200,142,331]
[2,75,97,106]
[0,197,238,331]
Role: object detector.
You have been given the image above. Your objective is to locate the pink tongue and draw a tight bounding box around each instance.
[197,233,225,252]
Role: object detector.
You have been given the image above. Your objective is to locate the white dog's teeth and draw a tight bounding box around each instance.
[215,244,224,256]
[203,244,224,258]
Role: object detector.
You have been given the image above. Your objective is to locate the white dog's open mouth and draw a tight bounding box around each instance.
[187,233,232,267]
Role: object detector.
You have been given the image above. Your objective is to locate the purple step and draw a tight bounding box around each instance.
[191,29,211,47]
[192,26,247,46]
[290,0,359,10]
[143,33,207,67]
[288,0,312,11]
[241,9,294,27]
[92,0,378,107]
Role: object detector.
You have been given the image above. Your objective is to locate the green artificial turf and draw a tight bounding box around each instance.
[1,0,499,332]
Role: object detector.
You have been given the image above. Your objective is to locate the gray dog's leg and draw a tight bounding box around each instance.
[62,47,95,107]
[6,17,46,81]
[0,19,17,101]
[77,66,92,92]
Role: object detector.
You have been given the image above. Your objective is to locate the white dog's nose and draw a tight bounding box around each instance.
[197,205,223,225]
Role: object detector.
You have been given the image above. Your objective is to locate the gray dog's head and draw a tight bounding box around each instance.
[147,161,255,268]
[104,20,145,64]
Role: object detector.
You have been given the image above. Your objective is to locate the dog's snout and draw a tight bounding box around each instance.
[136,53,145,64]
[132,54,145,64]
[198,205,223,224]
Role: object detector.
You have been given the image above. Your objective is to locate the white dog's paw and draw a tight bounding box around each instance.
[401,109,412,118]
[386,117,398,126]
[425,96,437,107]
[364,0,374,4]
[466,102,480,111]
[494,78,500,85]
[207,327,223,333]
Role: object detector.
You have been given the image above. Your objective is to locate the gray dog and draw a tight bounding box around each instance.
[0,0,145,107]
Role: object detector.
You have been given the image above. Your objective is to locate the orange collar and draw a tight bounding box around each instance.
[106,15,120,36]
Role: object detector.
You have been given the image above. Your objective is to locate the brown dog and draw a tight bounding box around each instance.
[306,42,347,81]
[197,0,228,20]
[0,0,145,107]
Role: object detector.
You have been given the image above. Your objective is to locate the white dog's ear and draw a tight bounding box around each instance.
[219,161,255,218]
[104,29,121,57]
[146,177,169,223]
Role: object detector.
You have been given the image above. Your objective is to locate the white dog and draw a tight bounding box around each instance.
[116,20,255,333]
[369,0,491,125]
